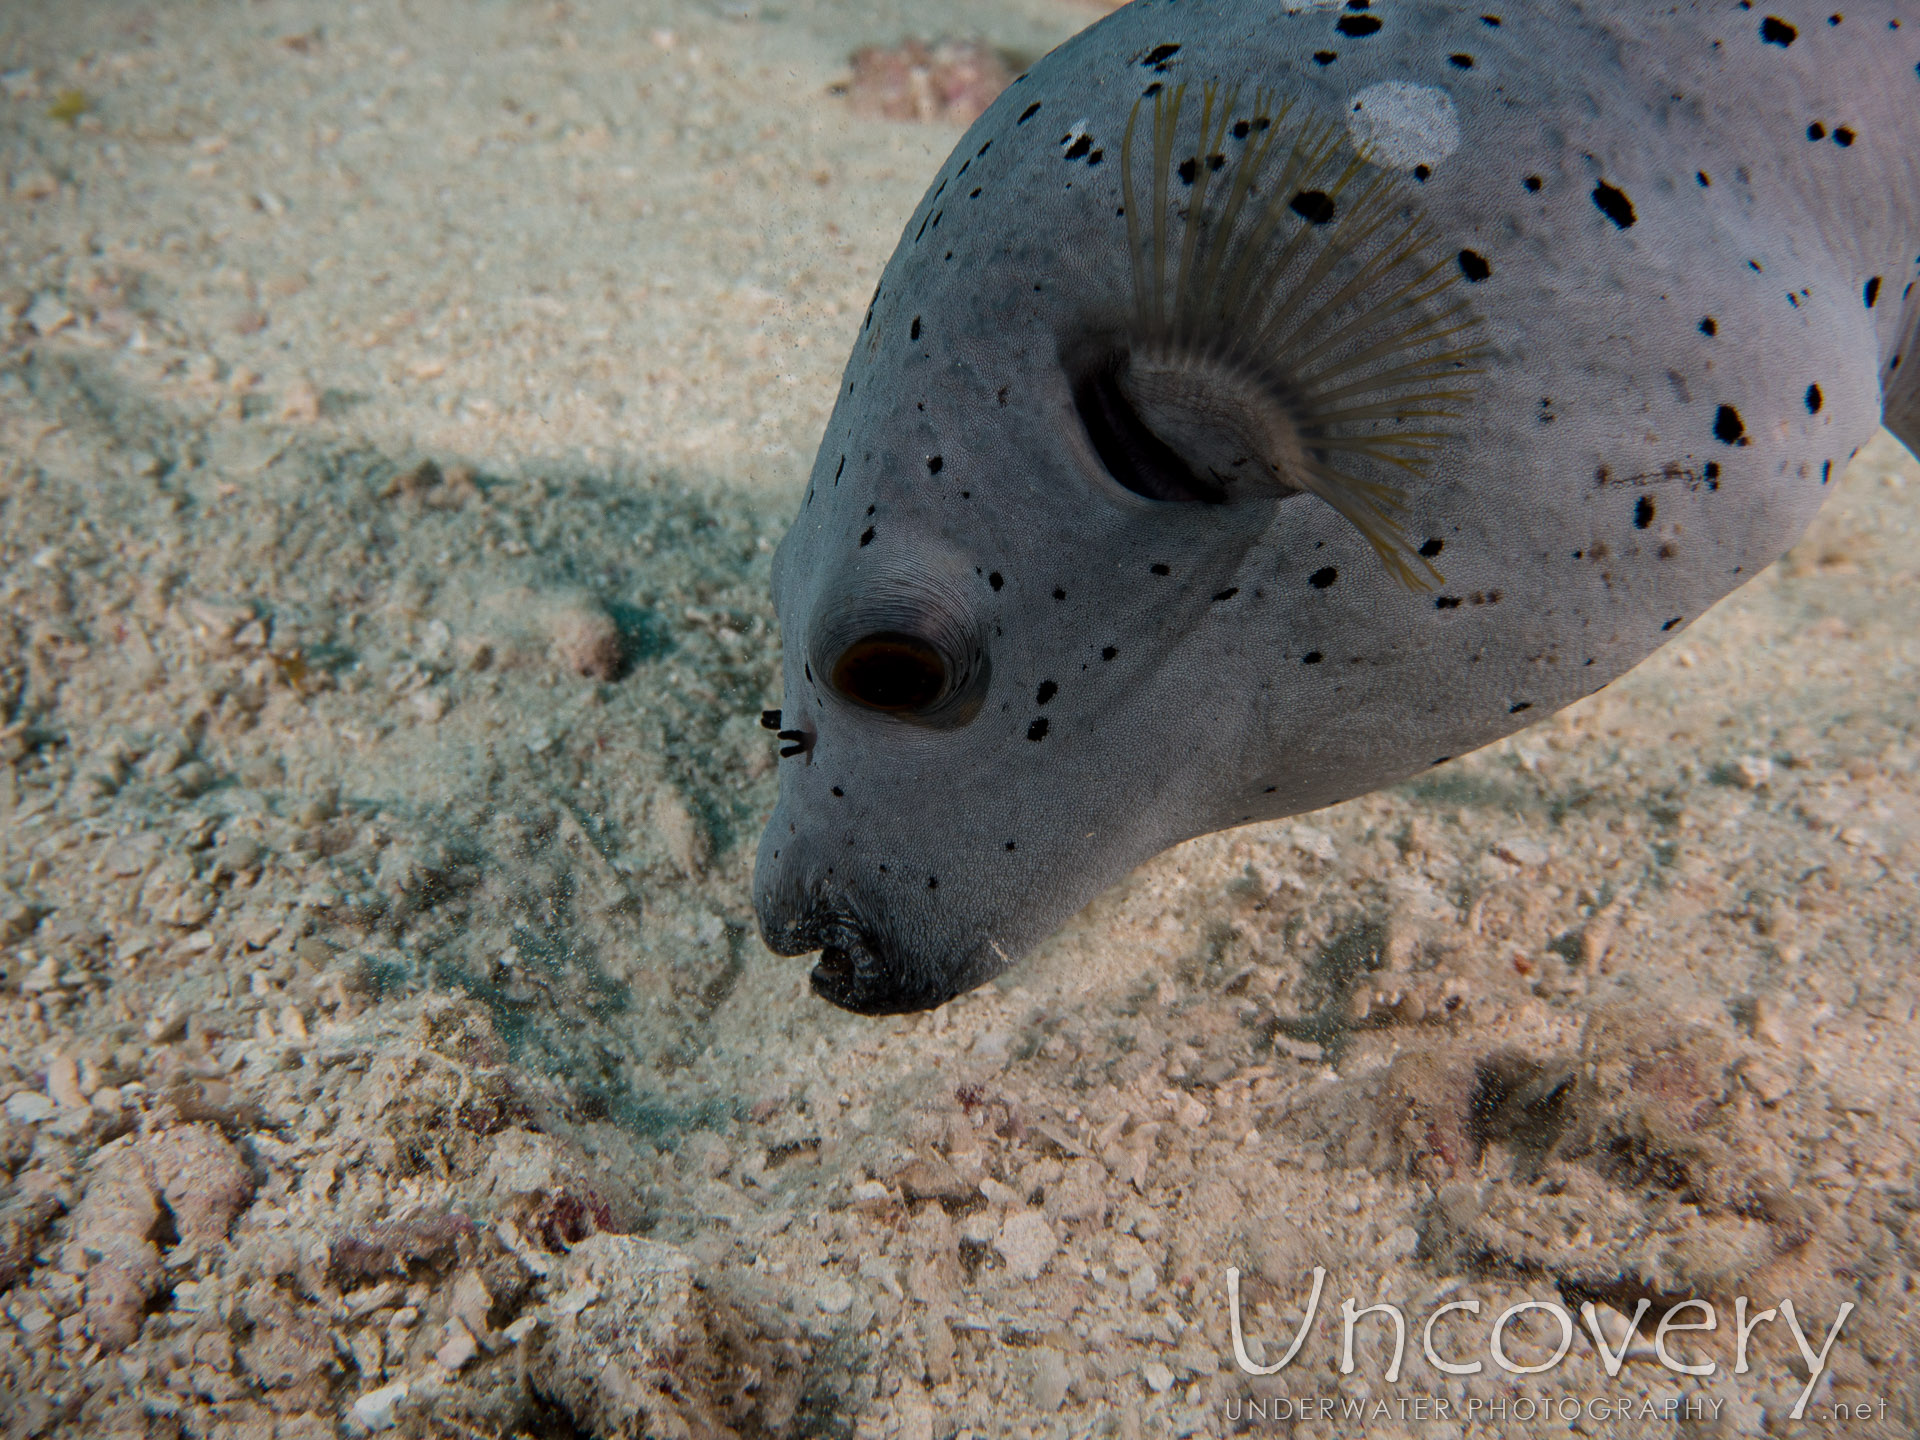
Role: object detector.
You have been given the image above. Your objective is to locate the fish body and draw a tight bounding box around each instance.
[757,0,1920,1013]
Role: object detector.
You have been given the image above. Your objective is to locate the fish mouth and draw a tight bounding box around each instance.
[759,893,963,1016]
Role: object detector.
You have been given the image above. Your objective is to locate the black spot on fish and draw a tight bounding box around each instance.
[760,709,782,729]
[1150,563,1171,575]
[1018,102,1041,124]
[1481,14,1502,25]
[1313,50,1338,64]
[1064,134,1092,161]
[1807,121,1827,140]
[1662,616,1684,631]
[1419,538,1444,557]
[1699,316,1717,336]
[1413,163,1431,182]
[1634,495,1655,528]
[910,316,921,339]
[1302,651,1324,664]
[988,571,1004,590]
[1435,596,1461,609]
[1309,567,1338,589]
[1759,15,1796,45]
[1101,646,1117,661]
[1336,14,1383,36]
[1027,717,1050,741]
[927,455,943,474]
[832,786,843,796]
[1006,841,1017,851]
[1834,127,1855,146]
[1704,461,1721,484]
[1865,276,1882,307]
[1212,587,1239,602]
[1448,53,1474,68]
[859,526,875,546]
[1713,404,1747,444]
[1697,171,1711,186]
[1457,249,1492,281]
[1142,42,1181,69]
[1290,190,1336,225]
[834,455,845,481]
[1525,174,1543,192]
[1177,157,1198,185]
[1509,701,1532,713]
[1053,587,1066,600]
[1591,182,1636,229]
[1036,680,1057,705]
[1806,384,1823,413]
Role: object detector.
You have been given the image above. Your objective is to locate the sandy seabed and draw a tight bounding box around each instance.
[0,2,1915,1438]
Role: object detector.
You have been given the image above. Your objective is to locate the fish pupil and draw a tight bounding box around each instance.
[831,633,949,712]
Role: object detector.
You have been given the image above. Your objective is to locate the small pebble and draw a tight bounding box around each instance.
[46,1053,87,1110]
[24,294,71,334]
[349,1380,409,1432]
[434,1319,478,1372]
[815,1278,855,1315]
[1493,836,1550,867]
[545,598,625,681]
[993,1210,1057,1281]
[4,1091,56,1124]
[1142,1361,1175,1394]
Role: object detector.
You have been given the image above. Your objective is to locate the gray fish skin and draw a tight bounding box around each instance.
[756,0,1920,1014]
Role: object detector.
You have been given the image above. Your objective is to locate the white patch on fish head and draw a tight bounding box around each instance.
[1345,80,1461,171]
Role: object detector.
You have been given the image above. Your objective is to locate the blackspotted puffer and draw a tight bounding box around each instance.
[755,0,1920,1013]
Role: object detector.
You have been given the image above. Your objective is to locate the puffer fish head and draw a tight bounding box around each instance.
[755,1,1883,1012]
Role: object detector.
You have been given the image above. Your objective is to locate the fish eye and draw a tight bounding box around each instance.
[830,632,949,713]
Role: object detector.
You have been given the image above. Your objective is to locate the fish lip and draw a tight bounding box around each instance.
[809,940,955,1016]
[757,891,961,1015]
